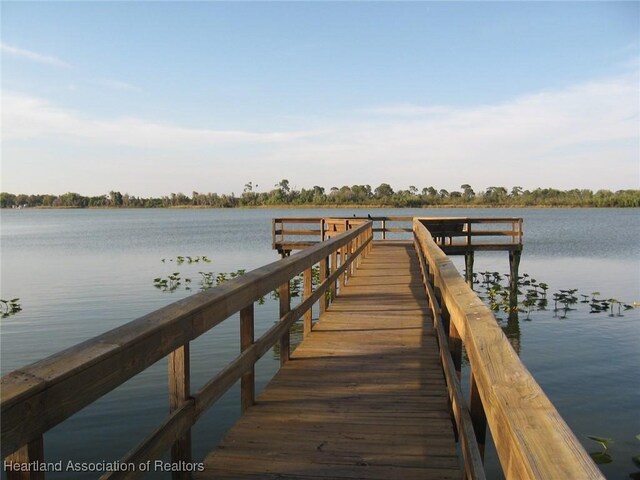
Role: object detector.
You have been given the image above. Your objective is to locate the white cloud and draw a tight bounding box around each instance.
[1,93,319,147]
[1,42,70,68]
[1,73,638,194]
[258,74,639,191]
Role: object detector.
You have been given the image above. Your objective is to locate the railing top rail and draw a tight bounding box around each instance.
[274,217,324,222]
[413,219,601,479]
[274,216,415,222]
[1,221,373,457]
[275,216,522,225]
[416,216,523,223]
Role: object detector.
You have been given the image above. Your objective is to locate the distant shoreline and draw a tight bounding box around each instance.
[3,204,638,210]
[3,185,638,209]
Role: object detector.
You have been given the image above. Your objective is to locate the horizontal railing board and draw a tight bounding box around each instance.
[274,241,320,246]
[440,244,522,253]
[372,227,412,233]
[275,229,322,235]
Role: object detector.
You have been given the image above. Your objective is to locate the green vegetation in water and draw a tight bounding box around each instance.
[0,298,21,318]
[162,255,211,265]
[470,271,636,323]
[153,269,247,293]
[153,273,190,292]
[587,435,614,464]
[585,433,640,475]
[152,259,326,305]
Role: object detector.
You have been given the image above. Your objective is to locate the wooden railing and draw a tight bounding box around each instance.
[272,216,412,250]
[1,222,374,480]
[413,219,603,479]
[272,216,523,254]
[417,217,523,248]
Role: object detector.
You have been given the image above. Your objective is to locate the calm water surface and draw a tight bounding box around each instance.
[1,208,638,479]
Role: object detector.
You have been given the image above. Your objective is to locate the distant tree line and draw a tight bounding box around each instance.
[2,181,639,208]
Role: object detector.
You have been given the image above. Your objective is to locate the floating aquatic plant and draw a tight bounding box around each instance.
[161,255,212,265]
[0,298,21,318]
[472,271,636,322]
[587,435,614,464]
[153,273,183,292]
[584,433,640,472]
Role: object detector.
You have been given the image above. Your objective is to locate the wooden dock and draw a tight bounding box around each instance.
[1,218,603,480]
[272,216,523,286]
[199,241,461,480]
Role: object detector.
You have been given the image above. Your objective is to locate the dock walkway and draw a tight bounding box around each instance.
[199,241,462,480]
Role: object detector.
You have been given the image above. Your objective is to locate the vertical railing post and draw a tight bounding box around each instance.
[331,250,338,300]
[469,371,487,460]
[279,280,291,366]
[341,243,348,288]
[271,218,276,250]
[349,239,355,275]
[434,280,447,330]
[320,256,328,315]
[465,219,472,284]
[350,238,354,273]
[465,252,475,287]
[509,250,521,292]
[303,267,312,336]
[448,322,462,380]
[519,218,523,244]
[381,219,386,240]
[5,437,45,480]
[168,344,192,479]
[240,304,255,413]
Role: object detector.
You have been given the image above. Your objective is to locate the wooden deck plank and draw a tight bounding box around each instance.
[198,241,462,480]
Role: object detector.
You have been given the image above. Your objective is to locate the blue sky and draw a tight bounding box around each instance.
[2,1,638,196]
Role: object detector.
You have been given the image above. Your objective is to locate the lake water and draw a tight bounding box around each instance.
[1,208,639,479]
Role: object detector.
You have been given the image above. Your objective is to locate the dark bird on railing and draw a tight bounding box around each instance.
[367,214,372,219]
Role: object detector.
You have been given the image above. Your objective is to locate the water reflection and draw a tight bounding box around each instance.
[504,288,521,354]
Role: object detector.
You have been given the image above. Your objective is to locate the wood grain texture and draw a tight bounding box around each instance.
[240,305,255,413]
[168,344,192,479]
[199,242,462,480]
[303,268,312,336]
[414,221,603,480]
[5,436,44,480]
[279,281,291,366]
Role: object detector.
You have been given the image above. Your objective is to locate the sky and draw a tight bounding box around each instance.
[1,1,639,197]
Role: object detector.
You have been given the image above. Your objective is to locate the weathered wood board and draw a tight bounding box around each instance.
[199,241,462,480]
